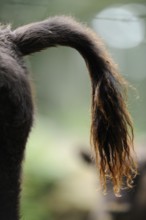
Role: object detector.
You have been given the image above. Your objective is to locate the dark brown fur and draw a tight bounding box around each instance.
[0,16,137,219]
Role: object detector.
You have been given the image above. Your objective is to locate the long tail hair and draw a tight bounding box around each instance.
[13,16,137,195]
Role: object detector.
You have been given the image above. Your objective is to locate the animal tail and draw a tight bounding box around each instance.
[13,16,137,195]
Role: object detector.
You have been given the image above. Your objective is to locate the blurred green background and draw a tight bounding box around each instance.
[0,0,146,220]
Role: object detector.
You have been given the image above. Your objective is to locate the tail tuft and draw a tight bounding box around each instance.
[90,66,137,195]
